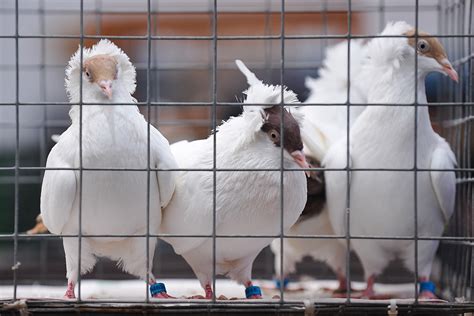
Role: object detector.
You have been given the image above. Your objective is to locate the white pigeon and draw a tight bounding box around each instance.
[40,39,178,299]
[324,21,458,299]
[160,60,308,299]
[271,40,369,294]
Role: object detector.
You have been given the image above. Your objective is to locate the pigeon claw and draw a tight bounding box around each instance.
[152,292,175,299]
[64,282,76,299]
[419,290,438,300]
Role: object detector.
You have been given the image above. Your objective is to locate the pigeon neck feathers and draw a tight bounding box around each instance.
[65,39,136,106]
[353,21,438,144]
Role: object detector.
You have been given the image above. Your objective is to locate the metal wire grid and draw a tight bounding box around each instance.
[438,0,474,302]
[0,0,472,312]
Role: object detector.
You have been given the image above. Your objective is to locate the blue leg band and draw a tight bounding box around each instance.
[245,285,262,298]
[274,278,290,289]
[419,281,436,293]
[150,282,167,296]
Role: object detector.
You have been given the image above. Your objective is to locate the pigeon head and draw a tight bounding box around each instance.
[260,105,307,170]
[366,21,458,83]
[66,39,136,103]
[404,29,458,82]
[83,54,118,100]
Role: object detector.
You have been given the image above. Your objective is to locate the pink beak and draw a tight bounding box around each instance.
[440,59,459,83]
[291,150,310,177]
[98,80,113,99]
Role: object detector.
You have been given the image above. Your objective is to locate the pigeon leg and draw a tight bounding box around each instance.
[360,275,376,299]
[150,281,175,299]
[418,277,437,300]
[189,284,213,299]
[331,272,349,294]
[245,281,263,299]
[64,281,75,299]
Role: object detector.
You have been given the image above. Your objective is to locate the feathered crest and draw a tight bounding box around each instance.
[213,60,302,152]
[65,39,136,102]
[365,21,414,71]
[242,84,300,131]
[235,59,301,130]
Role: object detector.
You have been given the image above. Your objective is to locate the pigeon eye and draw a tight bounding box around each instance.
[417,39,430,53]
[269,129,280,141]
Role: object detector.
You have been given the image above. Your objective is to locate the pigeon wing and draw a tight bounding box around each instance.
[430,143,457,224]
[40,142,77,235]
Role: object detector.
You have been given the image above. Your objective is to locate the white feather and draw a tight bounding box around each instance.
[324,21,457,285]
[270,39,370,289]
[160,77,307,292]
[41,40,178,290]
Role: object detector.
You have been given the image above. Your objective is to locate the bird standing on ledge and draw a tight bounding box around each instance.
[40,39,178,299]
[324,21,458,299]
[160,60,308,300]
[271,39,369,295]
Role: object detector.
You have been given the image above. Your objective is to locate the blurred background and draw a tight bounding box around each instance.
[0,0,471,301]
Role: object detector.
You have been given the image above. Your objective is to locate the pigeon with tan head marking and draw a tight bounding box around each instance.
[324,21,458,299]
[40,39,178,299]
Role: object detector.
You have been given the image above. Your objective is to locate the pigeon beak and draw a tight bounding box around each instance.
[439,58,459,83]
[291,150,310,177]
[98,80,113,99]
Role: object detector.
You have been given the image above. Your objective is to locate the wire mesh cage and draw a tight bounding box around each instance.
[0,0,473,315]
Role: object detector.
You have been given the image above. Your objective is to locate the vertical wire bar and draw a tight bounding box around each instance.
[378,0,385,30]
[454,3,463,297]
[278,0,285,304]
[151,0,161,277]
[146,0,152,303]
[38,0,48,283]
[152,3,160,131]
[467,0,474,301]
[437,0,449,295]
[263,0,273,274]
[93,0,104,279]
[321,0,328,63]
[12,0,19,301]
[77,0,84,302]
[457,1,465,297]
[446,2,457,299]
[414,0,420,303]
[462,0,471,299]
[211,0,217,303]
[94,0,102,35]
[263,0,272,80]
[344,0,352,303]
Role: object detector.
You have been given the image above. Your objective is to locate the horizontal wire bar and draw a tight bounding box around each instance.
[452,52,474,66]
[0,5,440,15]
[0,233,473,242]
[0,119,213,128]
[0,101,472,107]
[0,166,471,172]
[1,53,471,70]
[2,175,472,185]
[3,300,472,310]
[0,34,472,40]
